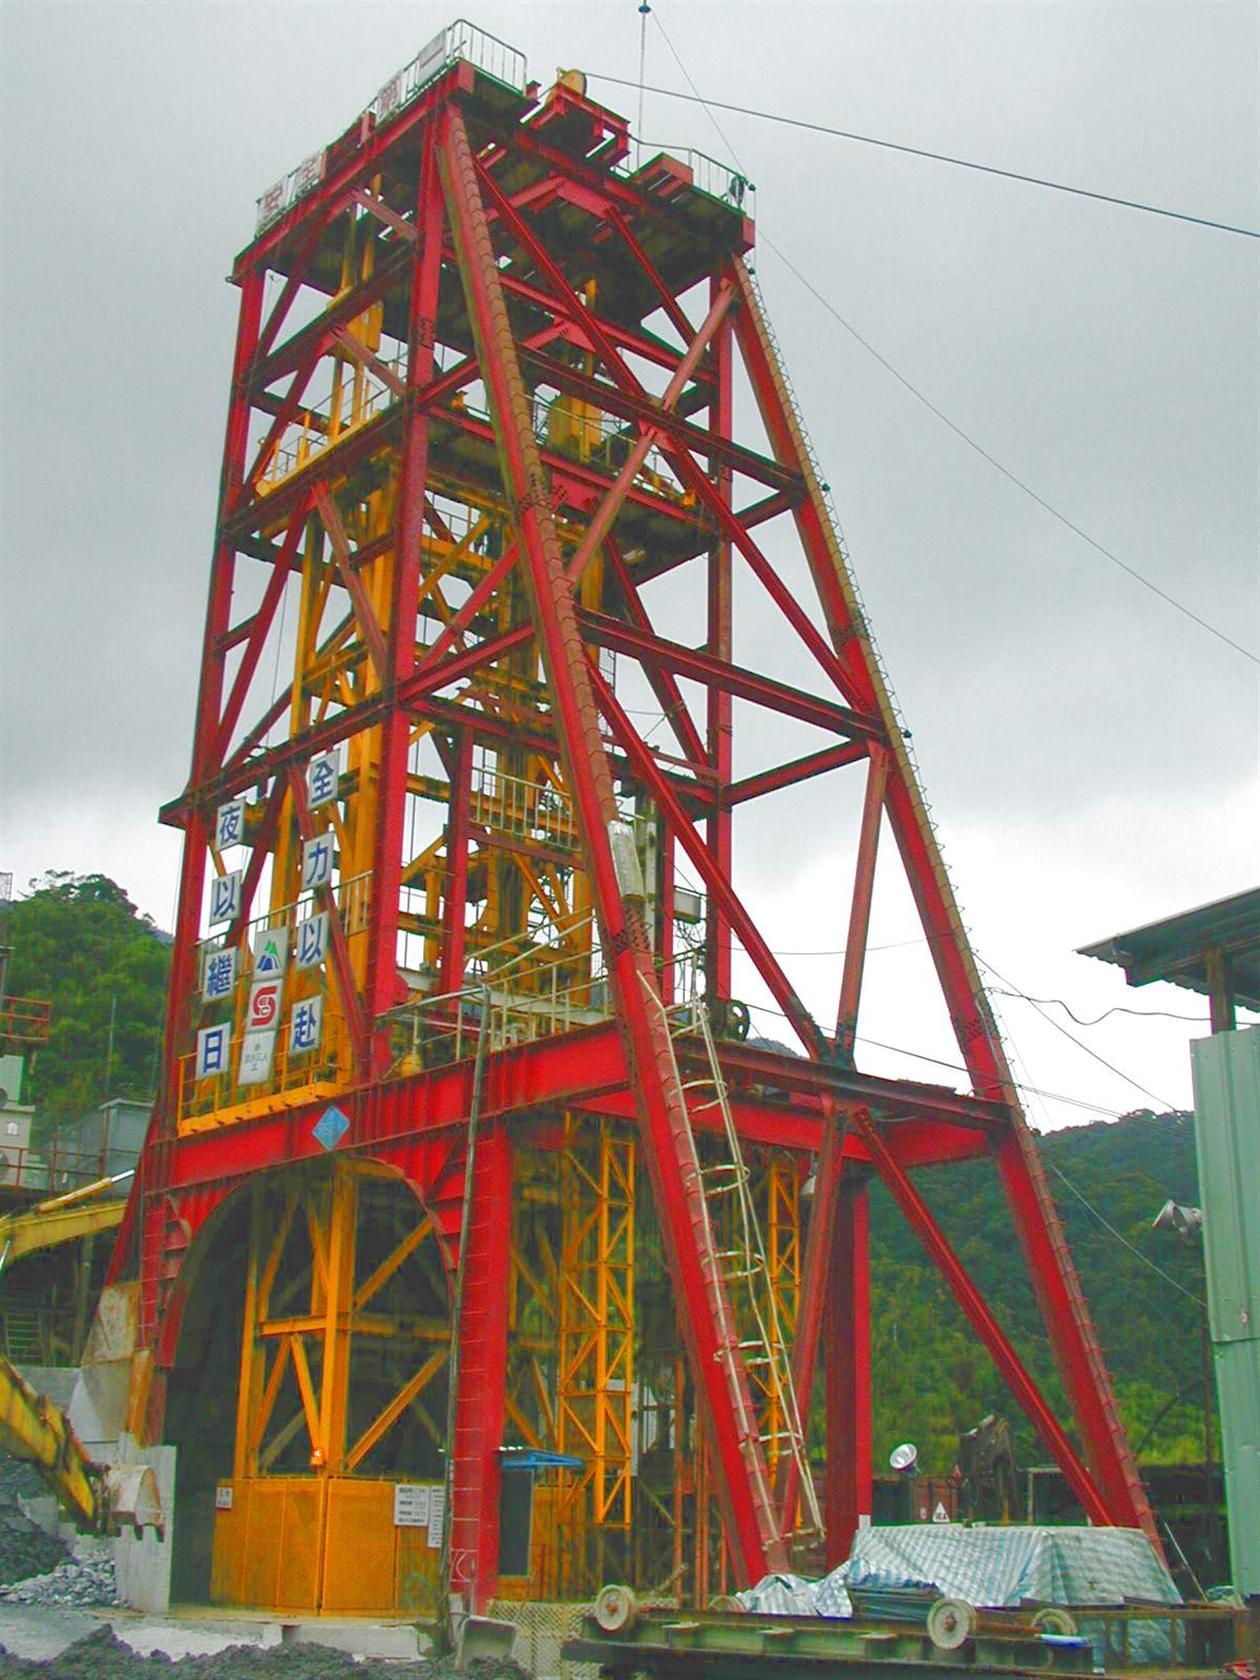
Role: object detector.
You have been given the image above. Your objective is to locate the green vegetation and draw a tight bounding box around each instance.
[866,1108,1210,1473]
[1,872,1208,1471]
[0,872,171,1140]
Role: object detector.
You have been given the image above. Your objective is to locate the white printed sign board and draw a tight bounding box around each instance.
[238,1030,276,1087]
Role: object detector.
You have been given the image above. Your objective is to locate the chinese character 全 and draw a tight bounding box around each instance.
[307,751,339,809]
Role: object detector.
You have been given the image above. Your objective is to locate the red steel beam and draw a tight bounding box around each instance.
[439,102,786,1585]
[825,1176,872,1565]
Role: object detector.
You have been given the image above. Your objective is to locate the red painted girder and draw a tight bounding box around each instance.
[603,538,707,769]
[448,1127,511,1611]
[223,405,401,545]
[504,123,753,260]
[234,59,485,275]
[724,742,869,808]
[156,1025,994,1197]
[521,347,799,496]
[580,610,885,743]
[440,104,785,1583]
[850,1109,1113,1528]
[824,1178,872,1564]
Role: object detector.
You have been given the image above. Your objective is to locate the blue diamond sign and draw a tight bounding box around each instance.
[312,1105,350,1152]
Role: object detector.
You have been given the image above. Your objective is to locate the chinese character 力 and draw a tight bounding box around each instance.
[302,835,333,892]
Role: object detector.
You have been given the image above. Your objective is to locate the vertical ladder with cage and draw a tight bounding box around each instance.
[644,979,822,1540]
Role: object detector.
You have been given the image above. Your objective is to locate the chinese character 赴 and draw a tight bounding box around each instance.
[302,835,333,892]
[290,998,322,1055]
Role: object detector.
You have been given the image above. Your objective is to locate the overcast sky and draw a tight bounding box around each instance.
[1,0,1257,1135]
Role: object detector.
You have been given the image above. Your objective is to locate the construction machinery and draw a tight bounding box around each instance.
[0,1354,161,1538]
[82,18,1155,1618]
[0,1173,159,1537]
[0,1175,131,1273]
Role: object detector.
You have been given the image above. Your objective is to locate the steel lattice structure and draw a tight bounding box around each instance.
[101,23,1154,1617]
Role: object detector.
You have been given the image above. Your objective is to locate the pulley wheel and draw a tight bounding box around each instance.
[594,1584,639,1634]
[926,1597,976,1650]
[1031,1607,1078,1636]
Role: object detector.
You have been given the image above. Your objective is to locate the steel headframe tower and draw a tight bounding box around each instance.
[106,21,1154,1614]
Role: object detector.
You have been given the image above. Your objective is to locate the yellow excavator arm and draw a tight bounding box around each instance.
[0,1173,130,1270]
[0,1171,161,1535]
[0,1354,102,1530]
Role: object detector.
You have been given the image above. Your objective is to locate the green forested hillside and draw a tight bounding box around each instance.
[866,1109,1209,1473]
[0,872,171,1138]
[2,874,1208,1471]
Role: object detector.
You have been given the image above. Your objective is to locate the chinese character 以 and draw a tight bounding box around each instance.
[296,912,328,970]
[209,870,242,925]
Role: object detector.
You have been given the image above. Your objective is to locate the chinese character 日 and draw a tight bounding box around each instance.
[295,911,329,971]
[215,798,246,851]
[307,751,339,809]
[302,834,334,892]
[203,947,239,1002]
[290,996,323,1056]
[209,869,243,926]
[195,1023,230,1079]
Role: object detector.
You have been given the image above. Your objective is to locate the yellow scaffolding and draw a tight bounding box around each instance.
[554,1114,635,1598]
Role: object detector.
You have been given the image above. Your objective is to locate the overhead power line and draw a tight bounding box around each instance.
[626,13,1260,669]
[587,72,1260,240]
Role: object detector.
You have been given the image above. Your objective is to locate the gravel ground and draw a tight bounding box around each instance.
[0,1628,531,1678]
[0,1462,70,1591]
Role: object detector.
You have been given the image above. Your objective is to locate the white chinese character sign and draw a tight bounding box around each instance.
[209,869,243,926]
[289,996,323,1057]
[215,798,246,851]
[252,926,289,978]
[307,751,339,809]
[247,978,284,1034]
[302,834,334,892]
[295,911,329,971]
[202,945,239,1003]
[195,1023,230,1080]
[238,1031,276,1087]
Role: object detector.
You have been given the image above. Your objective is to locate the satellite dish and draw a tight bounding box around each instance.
[889,1441,918,1473]
[0,1088,10,1107]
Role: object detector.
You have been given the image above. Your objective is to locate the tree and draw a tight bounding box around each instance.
[0,872,170,1139]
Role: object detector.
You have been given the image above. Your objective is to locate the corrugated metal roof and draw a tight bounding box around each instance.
[1078,887,1260,1012]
